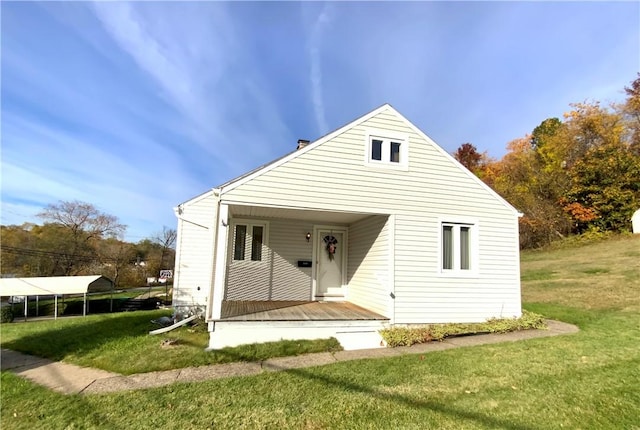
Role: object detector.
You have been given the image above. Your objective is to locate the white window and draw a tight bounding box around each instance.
[441,222,475,272]
[232,221,268,262]
[365,129,408,169]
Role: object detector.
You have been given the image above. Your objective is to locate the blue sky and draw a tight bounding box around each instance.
[2,1,638,242]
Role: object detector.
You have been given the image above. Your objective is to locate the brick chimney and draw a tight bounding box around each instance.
[297,139,310,150]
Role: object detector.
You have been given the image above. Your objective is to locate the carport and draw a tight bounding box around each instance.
[0,275,114,320]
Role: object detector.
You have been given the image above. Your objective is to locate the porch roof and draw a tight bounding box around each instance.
[227,204,386,224]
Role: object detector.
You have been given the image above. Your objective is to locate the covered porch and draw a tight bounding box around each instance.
[209,203,395,318]
[207,203,395,350]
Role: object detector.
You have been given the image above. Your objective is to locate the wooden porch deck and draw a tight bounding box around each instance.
[220,300,388,322]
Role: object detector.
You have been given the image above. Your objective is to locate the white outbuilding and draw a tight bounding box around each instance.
[0,275,114,319]
[632,209,640,234]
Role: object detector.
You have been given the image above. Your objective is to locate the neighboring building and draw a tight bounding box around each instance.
[172,104,522,350]
[0,275,114,319]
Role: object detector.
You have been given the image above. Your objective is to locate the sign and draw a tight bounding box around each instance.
[159,270,173,279]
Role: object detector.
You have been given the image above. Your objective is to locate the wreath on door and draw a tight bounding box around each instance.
[323,235,338,261]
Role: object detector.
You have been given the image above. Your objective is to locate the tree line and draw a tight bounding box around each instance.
[1,200,176,287]
[454,75,640,248]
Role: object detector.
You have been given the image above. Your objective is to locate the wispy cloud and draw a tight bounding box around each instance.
[92,2,292,169]
[2,2,297,240]
[0,112,201,239]
[92,2,226,152]
[308,3,332,135]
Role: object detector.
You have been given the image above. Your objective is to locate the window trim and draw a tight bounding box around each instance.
[230,220,269,263]
[438,218,479,277]
[364,128,409,170]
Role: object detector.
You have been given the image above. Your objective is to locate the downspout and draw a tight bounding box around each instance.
[515,211,524,317]
[173,207,211,230]
[388,214,396,325]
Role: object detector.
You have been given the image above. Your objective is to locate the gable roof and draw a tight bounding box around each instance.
[216,103,520,216]
[218,104,392,193]
[177,188,217,208]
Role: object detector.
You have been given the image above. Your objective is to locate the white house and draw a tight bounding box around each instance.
[172,104,522,350]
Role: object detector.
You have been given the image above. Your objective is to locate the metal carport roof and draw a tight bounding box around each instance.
[0,275,114,319]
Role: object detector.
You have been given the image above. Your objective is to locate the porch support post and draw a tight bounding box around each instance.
[387,214,396,325]
[211,203,229,320]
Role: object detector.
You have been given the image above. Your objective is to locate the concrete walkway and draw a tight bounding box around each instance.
[1,320,578,395]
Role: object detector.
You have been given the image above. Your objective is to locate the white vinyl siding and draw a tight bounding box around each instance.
[172,191,218,310]
[347,215,390,317]
[221,107,521,324]
[225,218,314,301]
[393,213,521,323]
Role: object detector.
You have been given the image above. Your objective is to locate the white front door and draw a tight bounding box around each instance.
[315,229,346,298]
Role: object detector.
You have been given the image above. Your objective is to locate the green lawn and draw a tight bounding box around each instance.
[0,310,341,374]
[2,235,639,429]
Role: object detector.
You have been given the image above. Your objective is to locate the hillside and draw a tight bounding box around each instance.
[521,234,640,312]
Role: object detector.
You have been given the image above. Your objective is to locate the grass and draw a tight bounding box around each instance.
[2,234,639,429]
[0,311,341,374]
[521,234,640,312]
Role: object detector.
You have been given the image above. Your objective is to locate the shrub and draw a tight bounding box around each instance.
[378,326,432,347]
[1,306,15,323]
[380,310,546,347]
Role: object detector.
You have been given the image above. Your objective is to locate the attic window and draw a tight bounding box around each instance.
[365,130,408,169]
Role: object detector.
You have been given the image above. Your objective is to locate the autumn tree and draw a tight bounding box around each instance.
[0,224,38,276]
[31,223,85,275]
[531,117,563,150]
[448,78,637,245]
[623,73,640,155]
[472,75,640,246]
[489,136,571,248]
[564,142,640,232]
[552,101,634,233]
[0,223,91,276]
[454,143,484,172]
[37,200,126,275]
[95,238,136,287]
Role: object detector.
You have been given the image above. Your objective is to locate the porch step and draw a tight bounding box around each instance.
[315,295,345,299]
[208,319,388,351]
[334,331,386,350]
